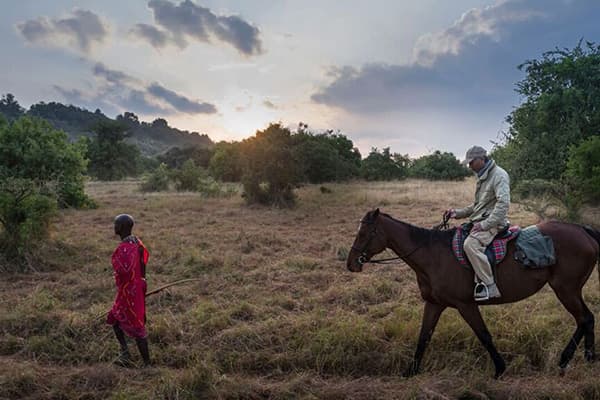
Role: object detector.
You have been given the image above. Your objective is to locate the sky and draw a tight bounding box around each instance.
[2,0,599,158]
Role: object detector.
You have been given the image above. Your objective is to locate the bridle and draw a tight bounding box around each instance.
[351,218,421,266]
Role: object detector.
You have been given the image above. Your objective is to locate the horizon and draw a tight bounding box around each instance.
[2,0,599,157]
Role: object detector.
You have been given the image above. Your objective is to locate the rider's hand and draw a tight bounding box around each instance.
[471,222,483,233]
[444,209,456,219]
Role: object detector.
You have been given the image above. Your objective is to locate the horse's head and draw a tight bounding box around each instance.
[347,208,388,272]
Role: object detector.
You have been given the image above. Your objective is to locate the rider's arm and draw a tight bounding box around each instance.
[454,203,474,219]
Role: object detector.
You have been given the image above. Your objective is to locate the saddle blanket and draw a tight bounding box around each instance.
[452,225,521,267]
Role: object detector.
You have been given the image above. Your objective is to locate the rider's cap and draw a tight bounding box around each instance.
[465,146,487,164]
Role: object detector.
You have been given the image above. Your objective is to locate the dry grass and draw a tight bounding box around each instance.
[1,178,600,399]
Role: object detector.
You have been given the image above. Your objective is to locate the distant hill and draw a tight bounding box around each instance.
[0,94,213,156]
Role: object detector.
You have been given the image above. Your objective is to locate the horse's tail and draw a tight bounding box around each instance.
[583,225,600,289]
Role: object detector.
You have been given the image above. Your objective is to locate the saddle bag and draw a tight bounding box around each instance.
[513,226,555,268]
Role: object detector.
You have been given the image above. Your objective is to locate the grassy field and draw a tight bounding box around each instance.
[1,178,600,399]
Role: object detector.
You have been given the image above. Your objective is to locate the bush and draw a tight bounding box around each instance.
[172,159,204,191]
[209,141,242,182]
[140,163,170,192]
[565,135,600,204]
[0,178,56,269]
[0,116,90,268]
[239,124,298,207]
[0,116,90,208]
[85,120,141,181]
[360,147,409,181]
[409,151,470,180]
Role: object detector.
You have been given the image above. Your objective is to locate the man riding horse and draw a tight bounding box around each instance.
[446,145,510,301]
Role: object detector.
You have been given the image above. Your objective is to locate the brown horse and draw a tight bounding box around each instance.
[347,209,600,378]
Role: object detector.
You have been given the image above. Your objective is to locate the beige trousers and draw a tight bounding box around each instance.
[464,227,498,285]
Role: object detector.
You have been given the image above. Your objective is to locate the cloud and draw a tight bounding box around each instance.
[93,63,139,85]
[413,2,546,67]
[129,23,175,49]
[147,83,217,114]
[312,0,600,115]
[16,9,109,54]
[263,100,277,109]
[134,0,263,55]
[55,64,217,117]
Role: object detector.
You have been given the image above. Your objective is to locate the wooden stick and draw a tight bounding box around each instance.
[145,278,203,297]
[94,278,203,322]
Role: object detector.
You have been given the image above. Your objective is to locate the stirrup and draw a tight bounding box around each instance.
[474,282,489,301]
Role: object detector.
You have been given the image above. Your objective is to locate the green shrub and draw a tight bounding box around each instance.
[360,147,409,181]
[565,135,600,204]
[0,116,90,208]
[140,163,170,192]
[409,150,470,180]
[172,159,204,191]
[240,123,298,207]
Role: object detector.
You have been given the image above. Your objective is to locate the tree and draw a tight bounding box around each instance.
[209,141,242,182]
[360,147,409,181]
[292,128,361,183]
[158,145,214,169]
[565,136,600,204]
[498,41,600,183]
[239,123,298,206]
[409,151,470,180]
[0,93,25,122]
[0,116,89,208]
[0,116,89,267]
[85,120,141,180]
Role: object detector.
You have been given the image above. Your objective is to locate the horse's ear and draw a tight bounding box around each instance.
[373,208,380,218]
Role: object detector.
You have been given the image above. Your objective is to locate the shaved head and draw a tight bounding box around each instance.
[114,214,134,238]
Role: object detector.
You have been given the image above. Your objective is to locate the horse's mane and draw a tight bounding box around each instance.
[380,212,455,247]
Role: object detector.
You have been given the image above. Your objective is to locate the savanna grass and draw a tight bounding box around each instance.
[1,179,599,399]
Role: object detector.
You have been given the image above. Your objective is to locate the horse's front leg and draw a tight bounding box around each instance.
[457,303,506,379]
[403,301,446,377]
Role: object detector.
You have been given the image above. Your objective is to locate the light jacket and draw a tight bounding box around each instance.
[455,160,510,231]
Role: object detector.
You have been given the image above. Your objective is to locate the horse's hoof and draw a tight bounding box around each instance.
[402,367,418,378]
[584,350,595,363]
[493,362,506,379]
[559,367,566,377]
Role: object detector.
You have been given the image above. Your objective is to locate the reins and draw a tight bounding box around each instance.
[353,213,450,265]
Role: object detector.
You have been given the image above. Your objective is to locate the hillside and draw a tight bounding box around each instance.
[0,95,213,156]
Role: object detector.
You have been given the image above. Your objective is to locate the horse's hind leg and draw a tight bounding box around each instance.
[551,287,595,369]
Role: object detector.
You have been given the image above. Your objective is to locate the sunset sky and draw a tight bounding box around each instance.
[2,0,599,157]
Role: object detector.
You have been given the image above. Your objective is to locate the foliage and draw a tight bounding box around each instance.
[513,179,582,222]
[172,159,206,192]
[565,136,600,204]
[409,151,470,180]
[0,116,89,208]
[0,116,89,266]
[85,120,141,181]
[140,163,171,192]
[239,123,298,206]
[209,141,243,182]
[158,145,214,169]
[0,178,56,266]
[360,147,409,181]
[293,125,361,183]
[497,41,600,184]
[0,93,25,122]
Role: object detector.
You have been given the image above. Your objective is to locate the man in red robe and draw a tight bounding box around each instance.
[107,214,151,367]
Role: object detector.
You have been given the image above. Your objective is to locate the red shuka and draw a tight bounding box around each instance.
[106,236,149,338]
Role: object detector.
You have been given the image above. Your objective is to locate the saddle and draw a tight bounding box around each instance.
[452,223,521,269]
